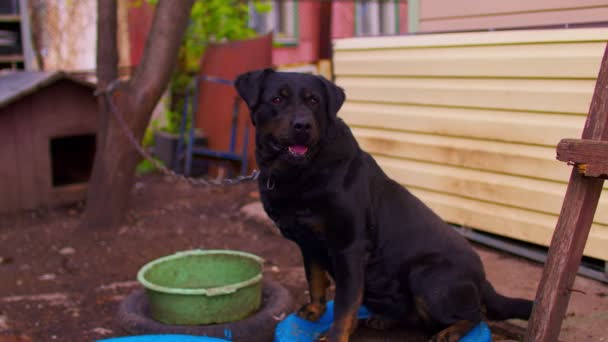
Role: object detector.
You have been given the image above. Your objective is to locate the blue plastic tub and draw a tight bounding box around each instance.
[274,300,492,342]
[97,335,230,342]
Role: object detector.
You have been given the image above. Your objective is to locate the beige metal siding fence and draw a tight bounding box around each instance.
[333,28,608,261]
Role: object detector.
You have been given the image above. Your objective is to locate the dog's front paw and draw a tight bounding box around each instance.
[297,302,326,321]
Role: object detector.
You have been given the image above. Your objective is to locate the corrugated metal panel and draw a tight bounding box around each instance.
[419,0,608,32]
[333,28,608,261]
[412,188,608,261]
[350,128,569,182]
[333,28,608,50]
[342,102,586,145]
[334,43,606,78]
[338,77,595,114]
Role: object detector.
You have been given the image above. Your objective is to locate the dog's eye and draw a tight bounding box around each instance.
[271,97,282,104]
[308,97,318,105]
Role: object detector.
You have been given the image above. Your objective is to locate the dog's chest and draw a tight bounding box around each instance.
[263,198,329,242]
[280,209,328,242]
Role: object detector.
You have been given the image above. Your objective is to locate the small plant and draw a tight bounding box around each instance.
[136,157,165,175]
[142,118,160,147]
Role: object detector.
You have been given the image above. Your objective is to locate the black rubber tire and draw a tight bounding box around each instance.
[117,280,293,342]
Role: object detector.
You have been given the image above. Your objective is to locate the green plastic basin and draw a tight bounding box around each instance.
[137,249,264,325]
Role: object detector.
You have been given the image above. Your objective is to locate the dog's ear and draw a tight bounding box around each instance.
[318,75,345,119]
[235,68,274,111]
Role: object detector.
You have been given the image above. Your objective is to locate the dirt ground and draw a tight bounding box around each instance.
[0,175,606,342]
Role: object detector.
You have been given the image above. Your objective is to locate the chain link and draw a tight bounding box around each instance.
[96,80,260,187]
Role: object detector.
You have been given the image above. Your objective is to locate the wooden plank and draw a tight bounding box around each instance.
[0,110,21,213]
[557,139,608,165]
[0,55,24,63]
[333,28,608,51]
[409,187,608,261]
[13,95,39,210]
[0,14,20,23]
[373,155,608,225]
[526,172,604,341]
[420,7,608,33]
[525,44,608,342]
[336,76,595,114]
[419,0,608,19]
[334,42,606,79]
[351,128,571,182]
[341,102,586,146]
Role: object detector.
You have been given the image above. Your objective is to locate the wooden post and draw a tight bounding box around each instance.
[525,44,608,341]
[318,0,333,61]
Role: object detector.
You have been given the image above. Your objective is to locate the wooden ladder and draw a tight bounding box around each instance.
[525,44,608,341]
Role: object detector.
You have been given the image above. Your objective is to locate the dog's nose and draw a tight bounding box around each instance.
[293,118,312,133]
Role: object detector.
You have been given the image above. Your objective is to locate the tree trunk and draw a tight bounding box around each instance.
[83,0,194,228]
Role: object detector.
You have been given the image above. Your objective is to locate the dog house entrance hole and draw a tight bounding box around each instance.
[50,134,96,187]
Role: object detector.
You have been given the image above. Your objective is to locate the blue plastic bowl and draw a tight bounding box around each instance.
[97,335,230,342]
[274,301,492,342]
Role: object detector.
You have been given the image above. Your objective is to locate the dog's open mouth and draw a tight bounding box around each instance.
[288,145,309,157]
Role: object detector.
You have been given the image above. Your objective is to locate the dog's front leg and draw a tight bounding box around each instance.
[322,245,366,342]
[298,248,331,321]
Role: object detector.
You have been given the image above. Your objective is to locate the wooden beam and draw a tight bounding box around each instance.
[557,139,608,165]
[318,0,332,60]
[557,139,608,178]
[525,44,608,342]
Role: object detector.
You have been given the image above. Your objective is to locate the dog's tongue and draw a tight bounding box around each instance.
[288,145,308,155]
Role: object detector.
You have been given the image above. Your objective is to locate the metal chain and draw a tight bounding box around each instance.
[95,80,260,187]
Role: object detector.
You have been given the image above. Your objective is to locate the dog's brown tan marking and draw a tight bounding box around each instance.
[317,300,361,342]
[319,275,364,342]
[414,296,432,325]
[298,261,331,321]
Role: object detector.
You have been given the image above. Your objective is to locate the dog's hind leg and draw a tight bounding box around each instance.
[363,315,400,330]
[415,281,483,342]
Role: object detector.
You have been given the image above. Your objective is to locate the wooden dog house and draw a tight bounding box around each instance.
[0,71,99,213]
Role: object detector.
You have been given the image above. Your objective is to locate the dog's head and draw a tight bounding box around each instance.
[235,69,345,167]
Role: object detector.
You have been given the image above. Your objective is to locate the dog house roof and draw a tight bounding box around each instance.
[0,71,96,109]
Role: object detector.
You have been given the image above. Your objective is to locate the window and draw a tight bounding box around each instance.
[250,0,298,45]
[355,0,399,37]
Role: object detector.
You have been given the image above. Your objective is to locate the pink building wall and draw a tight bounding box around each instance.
[399,1,408,34]
[272,1,321,66]
[331,2,408,39]
[418,0,608,32]
[332,2,355,39]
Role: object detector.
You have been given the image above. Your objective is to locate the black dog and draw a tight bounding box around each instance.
[235,69,533,342]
